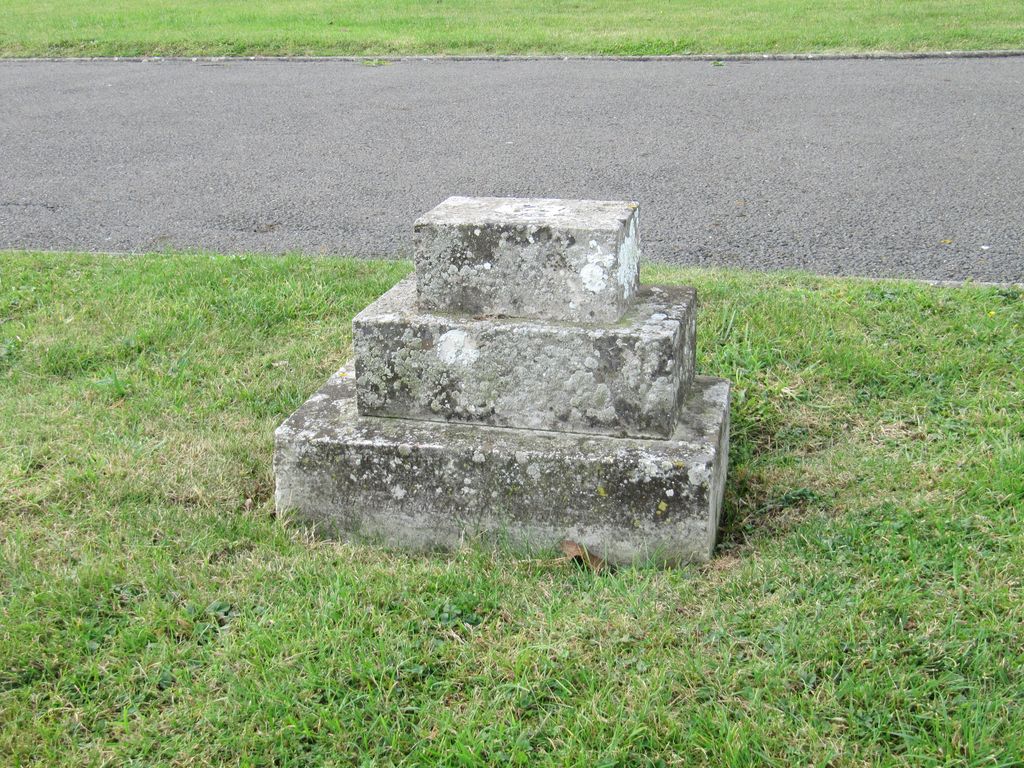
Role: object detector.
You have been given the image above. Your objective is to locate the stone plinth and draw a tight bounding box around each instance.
[274,365,730,566]
[414,196,640,323]
[274,197,731,566]
[353,277,696,439]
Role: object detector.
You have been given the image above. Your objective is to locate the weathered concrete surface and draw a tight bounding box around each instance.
[414,196,640,322]
[274,363,730,566]
[353,276,695,438]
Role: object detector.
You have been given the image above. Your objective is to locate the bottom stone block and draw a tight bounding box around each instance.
[274,364,730,566]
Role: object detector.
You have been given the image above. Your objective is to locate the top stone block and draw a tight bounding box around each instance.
[414,196,641,323]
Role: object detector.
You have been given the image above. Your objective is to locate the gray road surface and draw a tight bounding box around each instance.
[1,57,1022,281]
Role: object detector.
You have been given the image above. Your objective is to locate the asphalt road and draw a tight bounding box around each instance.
[1,57,1022,281]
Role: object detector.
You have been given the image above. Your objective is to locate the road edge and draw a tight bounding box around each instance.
[2,49,1024,64]
[2,249,1019,289]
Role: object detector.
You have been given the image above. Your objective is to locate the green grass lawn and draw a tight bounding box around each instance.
[1,0,1023,57]
[1,251,1022,765]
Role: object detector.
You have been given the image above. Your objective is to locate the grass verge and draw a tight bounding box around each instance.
[1,251,1022,765]
[0,0,1023,57]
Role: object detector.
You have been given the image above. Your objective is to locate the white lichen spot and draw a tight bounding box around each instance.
[665,488,675,497]
[616,217,640,299]
[391,485,407,500]
[636,453,668,481]
[580,262,608,293]
[688,465,712,486]
[472,450,485,464]
[526,464,542,480]
[436,329,479,366]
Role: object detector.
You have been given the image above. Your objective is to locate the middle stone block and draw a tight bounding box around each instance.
[354,276,696,439]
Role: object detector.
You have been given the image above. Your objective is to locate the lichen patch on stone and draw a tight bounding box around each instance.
[436,329,479,366]
[580,262,608,293]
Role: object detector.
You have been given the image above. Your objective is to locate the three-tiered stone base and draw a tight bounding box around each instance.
[274,197,731,566]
